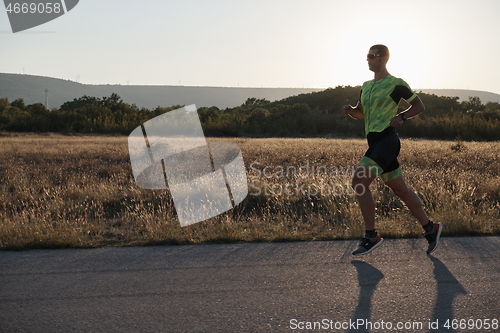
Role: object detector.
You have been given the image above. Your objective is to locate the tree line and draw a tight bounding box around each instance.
[1,87,499,140]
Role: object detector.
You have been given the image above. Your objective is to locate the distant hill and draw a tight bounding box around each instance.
[417,89,500,104]
[2,73,500,109]
[0,73,322,110]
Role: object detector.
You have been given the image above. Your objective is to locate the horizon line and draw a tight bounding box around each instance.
[1,72,500,95]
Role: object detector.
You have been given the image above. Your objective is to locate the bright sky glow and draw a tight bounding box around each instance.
[1,0,499,93]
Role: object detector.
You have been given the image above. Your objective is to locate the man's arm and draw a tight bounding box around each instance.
[390,96,425,127]
[342,101,364,119]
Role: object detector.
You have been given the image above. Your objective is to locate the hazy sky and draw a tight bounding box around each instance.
[1,0,500,93]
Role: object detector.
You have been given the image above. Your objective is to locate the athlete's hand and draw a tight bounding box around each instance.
[341,105,353,116]
[390,115,404,127]
[342,103,364,119]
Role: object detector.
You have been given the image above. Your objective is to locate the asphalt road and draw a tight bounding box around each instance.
[1,237,499,333]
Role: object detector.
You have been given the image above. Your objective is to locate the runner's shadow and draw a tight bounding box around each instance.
[348,260,384,333]
[428,255,467,333]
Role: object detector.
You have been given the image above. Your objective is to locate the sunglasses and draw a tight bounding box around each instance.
[367,53,381,60]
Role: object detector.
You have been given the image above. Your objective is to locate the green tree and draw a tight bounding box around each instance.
[463,96,484,112]
[11,98,27,111]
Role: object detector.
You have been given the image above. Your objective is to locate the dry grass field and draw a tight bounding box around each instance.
[0,133,499,250]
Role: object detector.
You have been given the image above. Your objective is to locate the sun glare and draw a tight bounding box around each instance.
[320,15,432,91]
[308,0,443,91]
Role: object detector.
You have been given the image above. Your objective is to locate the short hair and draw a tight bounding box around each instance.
[370,44,390,58]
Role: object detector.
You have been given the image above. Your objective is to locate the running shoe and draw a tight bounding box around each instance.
[425,222,443,254]
[352,234,384,255]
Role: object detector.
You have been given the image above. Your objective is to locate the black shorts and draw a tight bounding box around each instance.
[359,126,402,182]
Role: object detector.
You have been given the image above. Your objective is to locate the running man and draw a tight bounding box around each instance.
[341,44,442,255]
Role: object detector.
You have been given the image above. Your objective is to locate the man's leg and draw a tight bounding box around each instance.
[352,165,378,230]
[351,165,384,255]
[384,175,428,226]
[385,174,442,254]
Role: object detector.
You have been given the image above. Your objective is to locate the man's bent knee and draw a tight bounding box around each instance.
[352,182,368,196]
[352,166,376,196]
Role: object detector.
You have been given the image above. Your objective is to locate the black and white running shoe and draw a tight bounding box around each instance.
[425,222,443,254]
[352,234,384,255]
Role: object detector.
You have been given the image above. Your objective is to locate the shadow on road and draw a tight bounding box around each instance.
[348,260,385,333]
[429,255,467,333]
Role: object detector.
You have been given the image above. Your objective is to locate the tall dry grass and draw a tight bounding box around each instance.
[0,133,498,250]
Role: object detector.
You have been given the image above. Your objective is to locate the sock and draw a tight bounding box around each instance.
[365,229,377,238]
[423,220,434,232]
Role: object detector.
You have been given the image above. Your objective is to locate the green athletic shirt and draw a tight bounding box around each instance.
[360,75,417,134]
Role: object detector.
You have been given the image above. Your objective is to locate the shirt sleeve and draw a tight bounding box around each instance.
[390,79,417,104]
